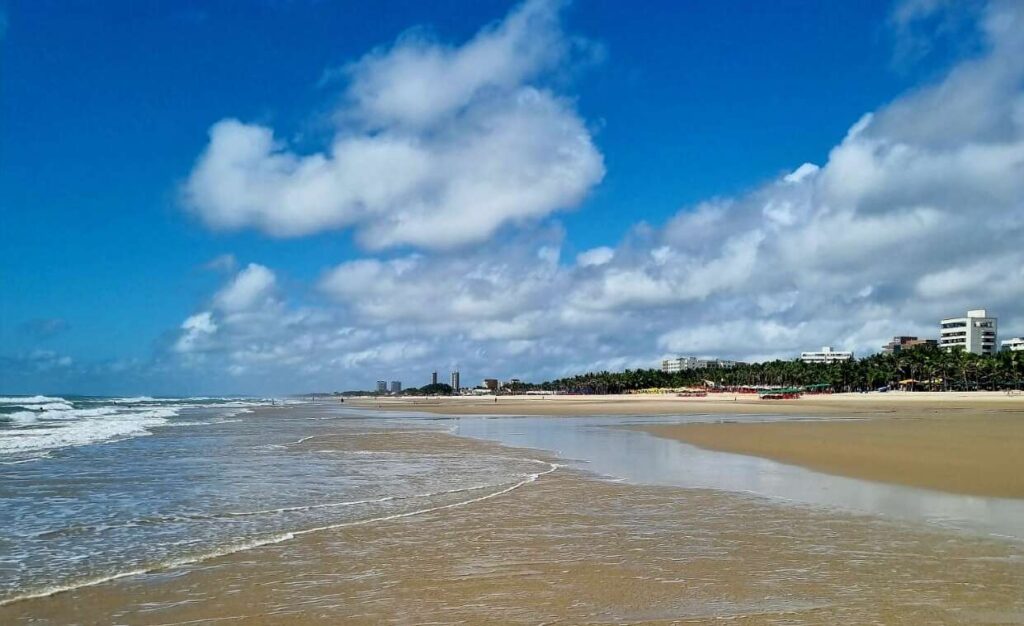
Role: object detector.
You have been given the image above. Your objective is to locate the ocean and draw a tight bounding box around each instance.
[0,397,550,606]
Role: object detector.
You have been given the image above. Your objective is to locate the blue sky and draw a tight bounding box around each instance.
[2,0,1022,395]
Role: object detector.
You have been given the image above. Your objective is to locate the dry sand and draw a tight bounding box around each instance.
[352,392,1024,498]
[349,389,1024,417]
[8,430,1024,624]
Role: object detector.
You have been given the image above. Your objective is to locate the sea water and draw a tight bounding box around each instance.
[0,399,543,604]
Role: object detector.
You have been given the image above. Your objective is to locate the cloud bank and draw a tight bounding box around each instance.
[167,0,1024,392]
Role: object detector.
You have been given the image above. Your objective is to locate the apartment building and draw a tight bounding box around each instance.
[939,309,997,355]
[799,346,854,364]
[882,336,938,353]
[1001,337,1024,352]
[661,357,739,373]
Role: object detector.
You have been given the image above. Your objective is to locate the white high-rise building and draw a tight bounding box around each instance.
[1001,337,1024,352]
[939,309,998,355]
[799,346,854,364]
[661,357,739,373]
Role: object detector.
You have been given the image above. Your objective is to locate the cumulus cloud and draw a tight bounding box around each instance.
[318,232,566,331]
[168,0,1024,391]
[174,312,218,354]
[576,246,614,267]
[184,0,604,250]
[213,263,278,313]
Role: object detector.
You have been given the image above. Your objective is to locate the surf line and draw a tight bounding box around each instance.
[0,460,560,607]
[36,479,533,539]
[285,429,434,446]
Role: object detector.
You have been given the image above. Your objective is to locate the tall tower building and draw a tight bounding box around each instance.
[431,371,438,385]
[450,371,460,392]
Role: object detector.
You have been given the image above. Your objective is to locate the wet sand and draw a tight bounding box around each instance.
[355,393,1024,498]
[641,414,1024,499]
[7,428,1024,624]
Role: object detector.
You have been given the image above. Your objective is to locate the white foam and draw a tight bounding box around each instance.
[0,408,178,454]
[1,397,279,457]
[0,395,67,404]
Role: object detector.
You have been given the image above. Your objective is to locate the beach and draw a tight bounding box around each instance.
[353,392,1024,498]
[4,396,1024,623]
[5,415,1024,624]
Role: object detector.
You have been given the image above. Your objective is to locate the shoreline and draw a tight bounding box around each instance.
[345,390,1024,417]
[348,392,1024,499]
[5,419,1023,623]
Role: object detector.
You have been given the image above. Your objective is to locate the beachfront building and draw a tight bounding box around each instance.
[799,346,854,364]
[389,380,402,393]
[1002,337,1024,352]
[661,357,739,373]
[376,380,387,393]
[450,371,461,392]
[940,309,998,355]
[431,371,438,385]
[483,378,499,391]
[882,336,938,354]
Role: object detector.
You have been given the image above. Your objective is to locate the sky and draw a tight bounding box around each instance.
[2,0,1022,395]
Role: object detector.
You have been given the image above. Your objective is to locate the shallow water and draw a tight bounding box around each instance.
[0,402,540,604]
[445,413,1024,541]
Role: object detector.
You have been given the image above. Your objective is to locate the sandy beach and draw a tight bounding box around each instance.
[349,389,1024,417]
[351,392,1024,498]
[8,426,1024,624]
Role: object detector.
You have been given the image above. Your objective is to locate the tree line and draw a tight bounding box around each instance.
[525,346,1024,394]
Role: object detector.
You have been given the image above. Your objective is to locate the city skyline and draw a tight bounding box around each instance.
[3,0,1023,395]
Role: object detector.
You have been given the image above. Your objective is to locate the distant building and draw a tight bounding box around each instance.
[940,309,997,355]
[450,371,460,392]
[1002,337,1024,352]
[800,346,854,364]
[376,380,387,393]
[661,357,739,373]
[882,336,938,354]
[389,380,402,393]
[482,378,498,391]
[431,371,438,386]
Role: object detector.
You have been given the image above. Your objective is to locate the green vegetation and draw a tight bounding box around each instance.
[527,346,1024,394]
[405,383,455,396]
[337,383,454,396]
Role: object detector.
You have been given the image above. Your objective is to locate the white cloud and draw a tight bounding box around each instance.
[174,312,218,354]
[783,162,819,184]
[343,0,567,130]
[184,0,604,250]
[165,0,1024,391]
[576,246,614,267]
[213,263,277,313]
